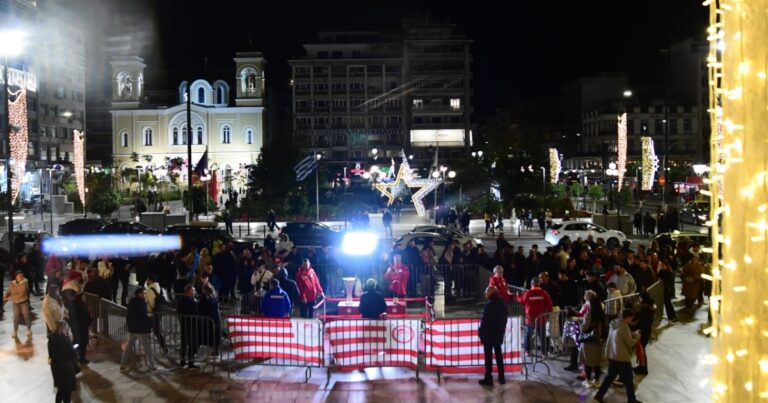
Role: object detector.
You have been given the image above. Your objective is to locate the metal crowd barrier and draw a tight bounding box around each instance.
[325,318,423,382]
[424,316,526,383]
[223,316,324,382]
[528,309,573,376]
[154,311,219,372]
[82,292,104,336]
[436,264,484,301]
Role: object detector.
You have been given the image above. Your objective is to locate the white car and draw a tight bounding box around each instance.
[410,225,483,247]
[545,221,628,249]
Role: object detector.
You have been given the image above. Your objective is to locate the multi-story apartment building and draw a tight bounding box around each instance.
[1,0,85,203]
[289,17,472,176]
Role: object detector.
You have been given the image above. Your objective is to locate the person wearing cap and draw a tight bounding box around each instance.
[478,285,508,386]
[3,271,32,338]
[592,258,605,276]
[359,278,387,319]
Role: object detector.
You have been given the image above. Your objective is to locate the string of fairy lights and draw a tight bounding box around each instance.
[640,136,659,191]
[73,129,85,206]
[616,112,627,191]
[548,148,562,184]
[7,87,28,204]
[703,0,768,400]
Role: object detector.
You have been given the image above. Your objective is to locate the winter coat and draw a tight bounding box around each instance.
[126,297,152,334]
[682,260,703,300]
[48,332,78,392]
[83,276,112,300]
[606,272,637,296]
[516,287,553,325]
[359,289,387,319]
[4,278,29,304]
[296,266,324,303]
[489,276,511,304]
[604,318,640,362]
[261,286,292,318]
[479,294,508,346]
[384,262,410,296]
[42,296,67,332]
[579,311,605,366]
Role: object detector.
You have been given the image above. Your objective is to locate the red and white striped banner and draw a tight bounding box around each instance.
[227,316,323,365]
[424,317,522,372]
[326,319,420,370]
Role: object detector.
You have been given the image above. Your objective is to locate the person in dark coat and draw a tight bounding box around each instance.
[212,244,237,302]
[359,278,387,319]
[71,293,92,364]
[176,284,200,369]
[273,265,300,310]
[83,268,111,300]
[48,323,78,403]
[197,273,222,353]
[656,260,678,323]
[120,288,156,371]
[478,285,509,386]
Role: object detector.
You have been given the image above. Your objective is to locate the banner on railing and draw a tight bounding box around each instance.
[226,316,323,365]
[425,317,522,373]
[326,319,420,370]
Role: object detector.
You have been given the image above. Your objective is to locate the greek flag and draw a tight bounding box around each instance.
[294,154,318,182]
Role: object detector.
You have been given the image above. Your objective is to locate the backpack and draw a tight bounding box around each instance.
[149,286,169,312]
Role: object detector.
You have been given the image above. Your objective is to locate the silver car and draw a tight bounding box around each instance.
[545,221,628,249]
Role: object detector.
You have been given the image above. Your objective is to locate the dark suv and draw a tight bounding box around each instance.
[280,221,343,247]
[58,218,108,236]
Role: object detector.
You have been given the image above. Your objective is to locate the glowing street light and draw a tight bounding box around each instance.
[623,89,633,98]
[447,171,456,179]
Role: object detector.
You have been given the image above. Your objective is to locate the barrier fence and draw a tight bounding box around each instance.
[424,316,526,383]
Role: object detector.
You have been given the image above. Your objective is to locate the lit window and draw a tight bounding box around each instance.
[450,98,461,110]
[182,126,188,144]
[172,127,179,145]
[412,99,423,110]
[221,125,231,144]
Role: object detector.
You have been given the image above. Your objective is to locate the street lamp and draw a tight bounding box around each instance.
[200,169,211,216]
[315,153,322,221]
[1,28,26,261]
[606,162,621,227]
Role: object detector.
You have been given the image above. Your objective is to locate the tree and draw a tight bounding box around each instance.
[86,172,123,218]
[551,183,567,199]
[247,127,305,213]
[588,185,605,213]
[570,182,585,211]
[284,191,308,217]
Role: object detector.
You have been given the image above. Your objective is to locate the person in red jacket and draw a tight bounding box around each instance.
[516,277,553,355]
[489,266,513,305]
[384,254,410,298]
[295,259,324,318]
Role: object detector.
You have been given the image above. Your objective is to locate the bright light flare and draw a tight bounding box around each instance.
[43,234,181,257]
[341,231,379,256]
[0,29,26,57]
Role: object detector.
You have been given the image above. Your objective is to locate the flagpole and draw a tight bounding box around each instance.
[315,153,320,222]
[186,82,193,223]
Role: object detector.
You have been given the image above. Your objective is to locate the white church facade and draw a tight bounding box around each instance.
[110,52,265,193]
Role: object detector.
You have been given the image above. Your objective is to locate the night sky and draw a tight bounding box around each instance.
[138,0,708,123]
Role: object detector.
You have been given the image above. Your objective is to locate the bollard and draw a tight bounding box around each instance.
[238,225,242,238]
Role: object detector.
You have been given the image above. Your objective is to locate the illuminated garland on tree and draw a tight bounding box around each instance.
[640,136,659,190]
[616,112,627,191]
[548,148,562,183]
[74,130,85,206]
[7,88,28,204]
[704,0,768,400]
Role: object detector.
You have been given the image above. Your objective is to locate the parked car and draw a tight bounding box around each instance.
[280,221,343,247]
[101,221,161,235]
[652,230,712,251]
[410,225,483,246]
[164,222,249,252]
[679,200,710,225]
[545,221,628,249]
[1,230,51,252]
[58,218,108,236]
[394,232,452,250]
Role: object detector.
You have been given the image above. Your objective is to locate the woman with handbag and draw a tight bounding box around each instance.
[578,293,606,387]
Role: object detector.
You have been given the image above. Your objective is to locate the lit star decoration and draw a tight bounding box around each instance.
[373,158,440,217]
[704,0,768,400]
[8,88,28,204]
[640,137,659,191]
[616,112,627,191]
[548,148,562,183]
[73,130,85,206]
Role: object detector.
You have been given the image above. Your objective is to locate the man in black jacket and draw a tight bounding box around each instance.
[177,284,200,369]
[359,278,387,319]
[120,288,156,371]
[478,285,508,386]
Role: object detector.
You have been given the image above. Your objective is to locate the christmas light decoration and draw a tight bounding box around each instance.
[705,0,768,400]
[7,88,28,204]
[372,158,440,216]
[640,136,659,191]
[548,148,562,183]
[73,130,85,206]
[616,112,627,191]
